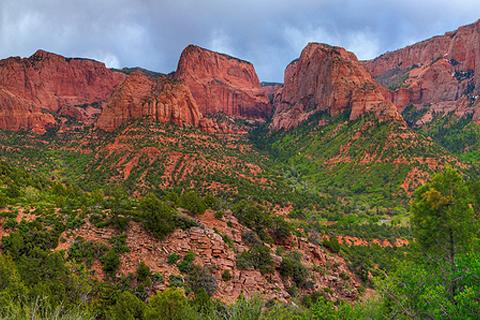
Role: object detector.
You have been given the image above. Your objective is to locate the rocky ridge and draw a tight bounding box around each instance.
[364,19,480,125]
[56,209,360,304]
[0,46,275,134]
[2,20,480,134]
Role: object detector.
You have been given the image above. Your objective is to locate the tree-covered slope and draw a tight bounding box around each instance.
[0,121,320,207]
[253,112,460,208]
[402,109,480,165]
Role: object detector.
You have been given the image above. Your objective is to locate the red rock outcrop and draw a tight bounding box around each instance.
[97,71,201,132]
[364,19,480,123]
[0,50,126,133]
[54,209,359,304]
[0,50,126,112]
[0,50,125,111]
[57,104,102,125]
[0,88,56,134]
[271,43,403,131]
[175,45,272,120]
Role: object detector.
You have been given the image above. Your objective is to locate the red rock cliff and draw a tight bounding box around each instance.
[97,71,201,132]
[364,20,480,123]
[0,50,126,133]
[0,88,56,134]
[271,43,403,131]
[0,50,126,111]
[175,45,272,119]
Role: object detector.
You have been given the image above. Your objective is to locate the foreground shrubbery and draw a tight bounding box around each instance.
[0,158,479,319]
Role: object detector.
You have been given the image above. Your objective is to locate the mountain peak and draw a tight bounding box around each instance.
[30,49,63,60]
[271,43,403,131]
[180,44,253,66]
[175,44,272,119]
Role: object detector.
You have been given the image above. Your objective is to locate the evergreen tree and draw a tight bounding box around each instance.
[411,168,478,297]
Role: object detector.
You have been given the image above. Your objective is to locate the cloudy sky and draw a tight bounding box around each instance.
[1,0,479,82]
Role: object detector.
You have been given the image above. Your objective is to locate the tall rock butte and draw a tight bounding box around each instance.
[175,45,272,120]
[364,19,480,125]
[96,71,201,132]
[271,43,403,131]
[0,50,126,133]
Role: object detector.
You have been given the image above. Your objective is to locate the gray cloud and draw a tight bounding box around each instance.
[1,0,479,82]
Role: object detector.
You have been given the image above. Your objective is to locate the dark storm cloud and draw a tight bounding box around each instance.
[1,0,479,82]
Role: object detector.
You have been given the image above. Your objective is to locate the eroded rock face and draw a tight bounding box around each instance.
[271,43,403,131]
[364,20,480,124]
[175,45,272,119]
[54,209,360,304]
[0,50,126,111]
[97,71,201,132]
[0,88,56,134]
[0,50,126,133]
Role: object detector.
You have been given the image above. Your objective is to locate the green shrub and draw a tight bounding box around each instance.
[163,191,179,206]
[144,288,197,320]
[204,193,221,211]
[69,238,107,267]
[234,201,271,241]
[280,252,309,288]
[178,191,206,215]
[167,253,180,265]
[323,237,341,253]
[100,249,120,278]
[214,211,224,220]
[236,245,274,275]
[222,269,232,281]
[168,275,184,288]
[310,296,338,320]
[109,234,130,254]
[178,252,195,273]
[241,231,260,247]
[186,265,217,296]
[109,213,130,231]
[140,193,177,240]
[153,272,164,283]
[5,184,21,199]
[108,291,145,320]
[270,216,292,244]
[136,261,151,283]
[173,215,198,230]
[234,200,291,244]
[3,218,17,230]
[0,254,27,298]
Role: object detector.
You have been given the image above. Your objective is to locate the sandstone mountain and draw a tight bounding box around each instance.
[271,43,403,131]
[264,43,456,198]
[364,19,480,126]
[0,50,125,133]
[176,45,272,120]
[2,21,480,135]
[0,46,275,134]
[0,50,126,112]
[0,41,460,198]
[1,20,478,311]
